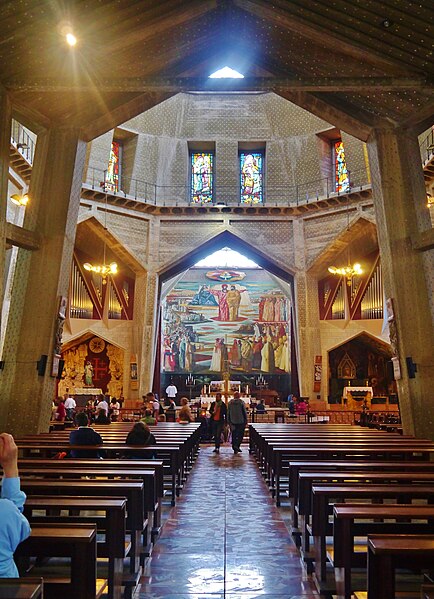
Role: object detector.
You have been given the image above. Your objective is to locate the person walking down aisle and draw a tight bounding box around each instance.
[209,393,226,453]
[228,392,248,453]
[0,433,31,577]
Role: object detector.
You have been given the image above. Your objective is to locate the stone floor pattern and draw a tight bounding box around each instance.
[139,444,320,598]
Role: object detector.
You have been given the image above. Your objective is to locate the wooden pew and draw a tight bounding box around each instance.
[18,458,164,533]
[19,466,157,554]
[18,444,183,505]
[310,484,434,590]
[24,497,126,599]
[298,470,434,547]
[333,504,434,599]
[15,524,105,599]
[367,535,434,599]
[19,480,145,576]
[271,444,434,506]
[0,578,43,599]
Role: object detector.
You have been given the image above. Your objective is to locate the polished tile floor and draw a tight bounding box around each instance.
[139,444,320,599]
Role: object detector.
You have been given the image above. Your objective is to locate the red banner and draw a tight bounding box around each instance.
[313,355,322,392]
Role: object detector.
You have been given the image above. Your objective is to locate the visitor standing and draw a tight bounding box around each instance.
[166,381,178,402]
[64,393,76,421]
[228,392,247,454]
[210,393,226,453]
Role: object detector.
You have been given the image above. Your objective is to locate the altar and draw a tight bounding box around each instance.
[342,386,373,410]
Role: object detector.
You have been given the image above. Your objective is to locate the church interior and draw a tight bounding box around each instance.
[0,1,434,598]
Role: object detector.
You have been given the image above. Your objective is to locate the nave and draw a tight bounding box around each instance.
[140,446,318,598]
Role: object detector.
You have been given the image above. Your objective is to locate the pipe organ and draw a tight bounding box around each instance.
[361,261,383,319]
[70,262,93,319]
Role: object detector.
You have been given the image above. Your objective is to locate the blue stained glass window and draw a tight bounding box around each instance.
[240,152,263,204]
[334,140,350,193]
[105,141,121,193]
[191,152,214,204]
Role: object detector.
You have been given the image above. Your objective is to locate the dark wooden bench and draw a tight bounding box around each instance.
[24,496,126,599]
[15,524,106,599]
[0,578,43,599]
[296,470,434,556]
[18,458,164,533]
[19,479,145,575]
[333,504,434,599]
[19,466,157,553]
[310,484,434,590]
[367,535,434,599]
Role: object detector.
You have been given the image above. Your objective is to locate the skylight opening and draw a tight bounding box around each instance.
[194,247,260,269]
[209,66,244,79]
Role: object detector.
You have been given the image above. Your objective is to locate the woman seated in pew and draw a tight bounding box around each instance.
[178,397,194,423]
[125,422,157,459]
[0,433,31,577]
[69,412,104,458]
[94,408,111,425]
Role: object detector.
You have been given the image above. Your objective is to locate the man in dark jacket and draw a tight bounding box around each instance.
[69,412,103,458]
[228,392,247,454]
[209,393,227,453]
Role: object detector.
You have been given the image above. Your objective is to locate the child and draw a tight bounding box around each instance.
[0,433,31,577]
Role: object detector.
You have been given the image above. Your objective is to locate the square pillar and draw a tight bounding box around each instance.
[367,128,434,438]
[0,127,87,434]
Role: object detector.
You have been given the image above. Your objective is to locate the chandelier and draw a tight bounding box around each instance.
[328,200,363,286]
[83,188,118,284]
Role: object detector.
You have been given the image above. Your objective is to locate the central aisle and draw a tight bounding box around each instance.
[140,446,319,598]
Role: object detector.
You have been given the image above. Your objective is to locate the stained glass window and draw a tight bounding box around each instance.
[334,140,350,193]
[240,152,264,204]
[105,141,121,193]
[191,152,214,204]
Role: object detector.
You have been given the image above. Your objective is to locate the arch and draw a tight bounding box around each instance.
[158,229,295,284]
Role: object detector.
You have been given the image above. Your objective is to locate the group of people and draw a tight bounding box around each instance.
[53,393,121,424]
[209,392,247,454]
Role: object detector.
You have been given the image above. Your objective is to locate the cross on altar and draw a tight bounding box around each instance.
[92,358,108,382]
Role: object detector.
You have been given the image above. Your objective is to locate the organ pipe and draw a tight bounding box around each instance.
[361,262,383,319]
[332,282,345,320]
[70,262,93,319]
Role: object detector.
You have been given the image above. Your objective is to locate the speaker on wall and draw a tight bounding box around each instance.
[36,354,48,376]
[405,356,417,379]
[56,359,65,380]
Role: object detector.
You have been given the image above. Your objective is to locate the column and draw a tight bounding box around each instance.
[367,128,434,438]
[293,219,323,401]
[0,127,87,434]
[139,270,159,396]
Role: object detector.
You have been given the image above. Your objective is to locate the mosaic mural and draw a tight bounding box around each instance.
[161,268,292,375]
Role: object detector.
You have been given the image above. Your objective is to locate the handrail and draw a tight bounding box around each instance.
[84,165,371,208]
[10,119,35,165]
[420,127,434,164]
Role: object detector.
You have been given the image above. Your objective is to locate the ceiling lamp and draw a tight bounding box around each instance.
[10,193,29,207]
[83,187,118,284]
[328,200,363,286]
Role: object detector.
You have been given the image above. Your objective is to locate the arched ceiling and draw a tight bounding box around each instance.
[1,0,433,141]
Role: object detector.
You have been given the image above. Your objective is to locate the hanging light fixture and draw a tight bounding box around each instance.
[83,187,118,284]
[328,200,363,286]
[10,193,29,206]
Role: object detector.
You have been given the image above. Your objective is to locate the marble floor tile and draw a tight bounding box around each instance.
[141,446,320,598]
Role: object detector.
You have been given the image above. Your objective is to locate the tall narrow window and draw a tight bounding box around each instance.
[105,140,121,193]
[334,140,350,192]
[240,151,264,204]
[191,152,214,204]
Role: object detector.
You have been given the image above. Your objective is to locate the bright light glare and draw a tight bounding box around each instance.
[66,32,77,46]
[195,247,259,268]
[209,66,244,79]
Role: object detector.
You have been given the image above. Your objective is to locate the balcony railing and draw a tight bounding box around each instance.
[10,119,35,165]
[84,166,371,208]
[420,127,434,165]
